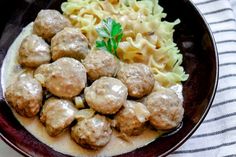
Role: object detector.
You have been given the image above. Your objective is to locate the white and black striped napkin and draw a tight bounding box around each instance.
[170,0,236,156]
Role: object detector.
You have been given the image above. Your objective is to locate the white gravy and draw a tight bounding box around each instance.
[1,23,182,157]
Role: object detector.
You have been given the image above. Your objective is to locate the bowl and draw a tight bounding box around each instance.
[0,0,218,156]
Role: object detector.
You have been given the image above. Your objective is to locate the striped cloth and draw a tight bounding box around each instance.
[170,0,236,156]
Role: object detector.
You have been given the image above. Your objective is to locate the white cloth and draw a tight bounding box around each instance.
[1,0,236,157]
[170,0,236,156]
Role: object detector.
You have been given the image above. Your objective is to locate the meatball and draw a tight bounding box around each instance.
[51,27,90,61]
[85,77,127,114]
[35,58,86,98]
[33,10,71,41]
[5,73,43,117]
[115,100,150,136]
[18,35,51,68]
[40,97,76,136]
[71,114,112,149]
[46,58,86,98]
[82,50,119,80]
[145,89,184,130]
[117,63,155,98]
[34,63,51,86]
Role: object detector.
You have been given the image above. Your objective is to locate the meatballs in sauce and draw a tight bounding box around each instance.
[51,27,91,61]
[35,57,87,98]
[85,77,127,114]
[5,73,43,117]
[3,1,186,155]
[71,114,112,150]
[114,100,150,136]
[33,10,71,41]
[145,88,184,130]
[18,34,51,68]
[40,97,77,136]
[82,50,119,80]
[117,63,155,98]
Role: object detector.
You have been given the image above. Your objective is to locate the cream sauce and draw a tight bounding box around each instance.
[1,23,183,157]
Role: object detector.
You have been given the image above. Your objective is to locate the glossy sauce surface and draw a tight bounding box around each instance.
[1,23,168,157]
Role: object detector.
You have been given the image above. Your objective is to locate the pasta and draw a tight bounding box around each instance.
[61,0,189,87]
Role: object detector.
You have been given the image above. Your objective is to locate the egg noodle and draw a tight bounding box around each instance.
[61,0,189,87]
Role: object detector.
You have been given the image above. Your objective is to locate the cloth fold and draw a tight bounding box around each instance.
[170,0,236,156]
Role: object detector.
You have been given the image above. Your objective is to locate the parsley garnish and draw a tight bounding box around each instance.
[95,18,123,58]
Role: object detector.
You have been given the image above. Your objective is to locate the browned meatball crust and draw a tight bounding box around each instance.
[51,27,90,61]
[117,63,155,98]
[5,73,43,117]
[115,100,150,136]
[71,115,112,149]
[40,97,76,136]
[82,50,119,80]
[34,63,51,87]
[35,57,87,98]
[18,35,51,68]
[145,89,184,130]
[84,77,127,114]
[33,10,71,41]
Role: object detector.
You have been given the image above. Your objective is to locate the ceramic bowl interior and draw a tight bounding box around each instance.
[0,0,218,156]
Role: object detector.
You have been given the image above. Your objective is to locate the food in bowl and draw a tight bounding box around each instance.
[2,0,189,156]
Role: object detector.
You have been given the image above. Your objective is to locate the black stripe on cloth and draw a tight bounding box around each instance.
[217,40,236,44]
[172,141,236,154]
[203,8,233,16]
[212,99,236,108]
[222,154,236,157]
[213,29,236,34]
[195,0,222,6]
[217,86,236,93]
[209,18,236,25]
[219,51,236,55]
[219,74,236,79]
[219,63,236,67]
[203,112,236,123]
[191,126,236,139]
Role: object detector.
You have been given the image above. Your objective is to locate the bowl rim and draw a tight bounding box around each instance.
[158,1,219,156]
[0,0,219,157]
[0,134,31,157]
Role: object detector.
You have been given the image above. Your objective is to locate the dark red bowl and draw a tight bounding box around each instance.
[0,0,218,156]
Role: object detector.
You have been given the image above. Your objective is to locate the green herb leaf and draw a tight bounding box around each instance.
[111,38,117,51]
[111,21,122,37]
[96,27,110,38]
[96,40,107,50]
[103,18,113,33]
[95,18,123,58]
[107,39,112,53]
[111,38,118,56]
[117,33,123,43]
